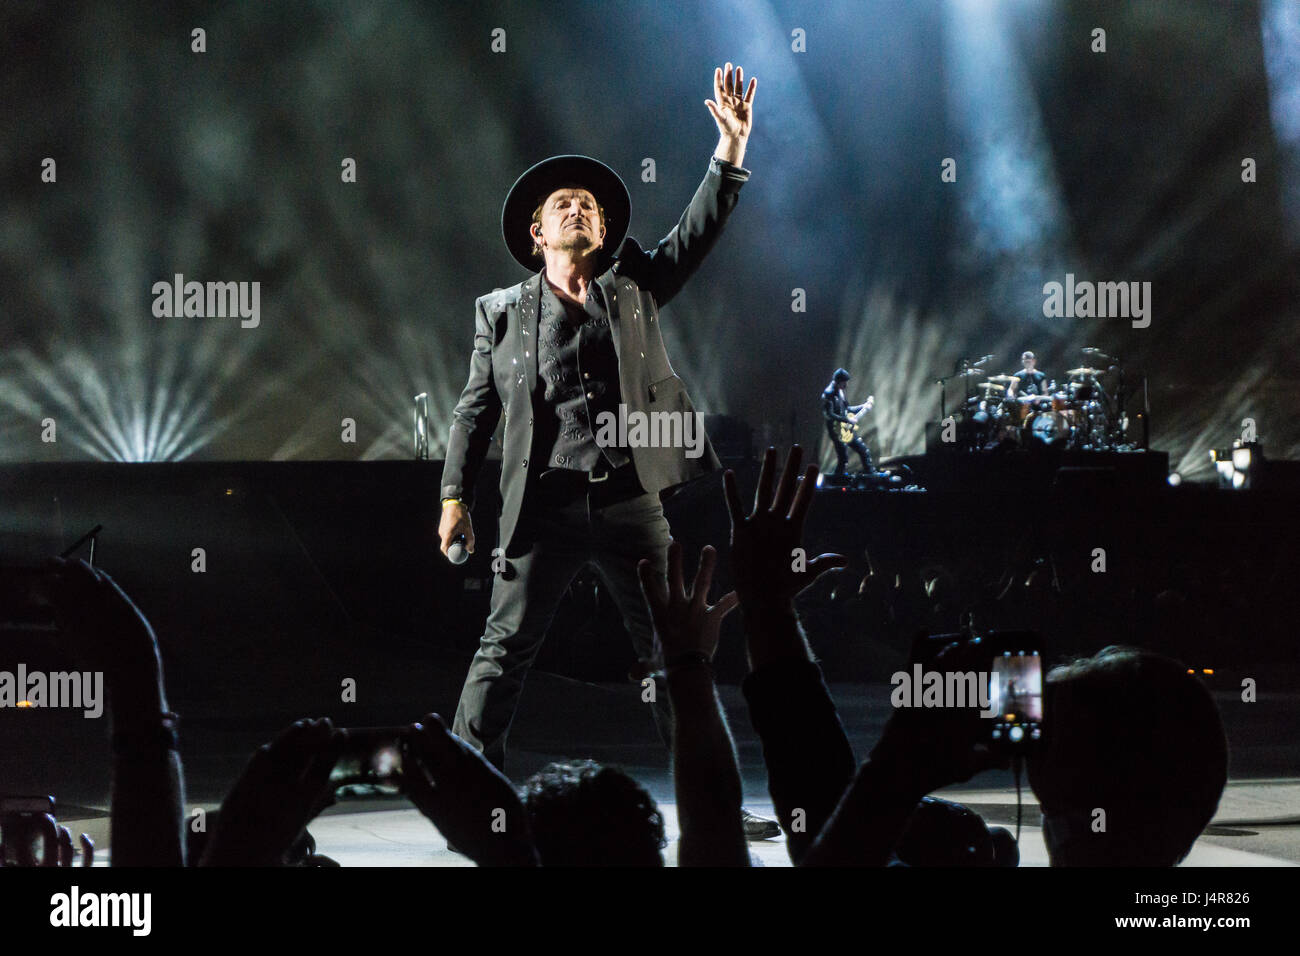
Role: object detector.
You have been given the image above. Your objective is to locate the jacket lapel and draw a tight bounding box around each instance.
[596,270,621,364]
[521,270,542,394]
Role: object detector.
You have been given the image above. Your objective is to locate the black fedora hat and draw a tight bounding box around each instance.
[501,155,631,273]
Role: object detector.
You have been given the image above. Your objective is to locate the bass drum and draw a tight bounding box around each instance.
[1023,410,1070,446]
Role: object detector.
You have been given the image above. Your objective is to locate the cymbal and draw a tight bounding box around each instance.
[957,367,985,377]
[985,374,1016,384]
[979,382,1004,393]
[1066,367,1104,377]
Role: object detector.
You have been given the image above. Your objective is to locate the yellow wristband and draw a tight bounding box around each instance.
[442,498,463,509]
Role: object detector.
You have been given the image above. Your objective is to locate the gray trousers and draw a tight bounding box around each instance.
[452,468,673,775]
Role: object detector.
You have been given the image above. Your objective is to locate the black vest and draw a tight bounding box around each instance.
[536,278,628,471]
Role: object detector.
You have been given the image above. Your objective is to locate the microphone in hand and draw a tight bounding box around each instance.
[447,534,469,566]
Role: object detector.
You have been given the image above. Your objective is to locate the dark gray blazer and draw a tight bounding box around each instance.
[441,157,749,554]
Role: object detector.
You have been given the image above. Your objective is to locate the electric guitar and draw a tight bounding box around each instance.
[837,395,874,442]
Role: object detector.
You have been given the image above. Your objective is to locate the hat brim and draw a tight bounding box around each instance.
[502,155,630,274]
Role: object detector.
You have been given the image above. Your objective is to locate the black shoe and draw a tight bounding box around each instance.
[741,807,781,841]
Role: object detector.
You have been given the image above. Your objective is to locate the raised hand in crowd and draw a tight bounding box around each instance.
[405,713,539,866]
[639,541,746,866]
[803,636,1005,866]
[47,557,186,867]
[199,718,343,866]
[723,446,847,669]
[722,446,857,863]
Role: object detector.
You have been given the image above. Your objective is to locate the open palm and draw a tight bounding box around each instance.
[706,62,756,140]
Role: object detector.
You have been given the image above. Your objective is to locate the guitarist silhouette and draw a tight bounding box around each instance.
[822,368,874,475]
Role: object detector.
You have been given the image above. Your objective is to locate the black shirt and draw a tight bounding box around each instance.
[1013,369,1047,396]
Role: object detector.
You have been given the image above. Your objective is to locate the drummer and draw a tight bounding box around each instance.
[1006,350,1048,399]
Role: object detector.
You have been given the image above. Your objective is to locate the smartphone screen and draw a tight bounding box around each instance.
[329,728,406,798]
[986,635,1043,749]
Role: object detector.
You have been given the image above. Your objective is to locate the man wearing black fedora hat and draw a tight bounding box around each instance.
[438,64,776,836]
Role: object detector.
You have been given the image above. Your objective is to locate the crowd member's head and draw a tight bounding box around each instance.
[1028,646,1227,866]
[520,760,666,866]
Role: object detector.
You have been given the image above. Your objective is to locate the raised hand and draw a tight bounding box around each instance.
[723,446,847,610]
[706,62,756,142]
[199,718,343,866]
[47,557,164,696]
[637,542,740,664]
[869,638,1007,796]
[405,713,538,866]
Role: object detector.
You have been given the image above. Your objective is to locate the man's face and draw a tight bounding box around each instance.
[1022,355,1036,371]
[534,187,604,258]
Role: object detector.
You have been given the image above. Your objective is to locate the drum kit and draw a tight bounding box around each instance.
[940,349,1135,452]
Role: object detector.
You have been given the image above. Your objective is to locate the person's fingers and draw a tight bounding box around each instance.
[411,713,461,774]
[714,66,723,104]
[722,469,744,526]
[297,717,334,759]
[246,720,317,793]
[772,445,803,515]
[239,739,280,792]
[56,825,74,867]
[405,723,441,782]
[280,719,327,780]
[744,76,757,105]
[33,814,57,867]
[690,545,717,610]
[805,553,850,580]
[755,447,776,514]
[465,520,476,554]
[789,463,819,524]
[403,725,443,809]
[734,65,743,98]
[79,833,94,867]
[711,590,740,619]
[300,722,343,804]
[665,538,684,599]
[725,62,734,95]
[933,637,985,674]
